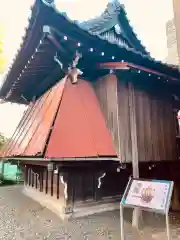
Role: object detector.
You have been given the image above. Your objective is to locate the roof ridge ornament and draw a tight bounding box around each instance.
[72,51,82,68]
[114,24,121,35]
[104,0,121,15]
[41,0,54,6]
[67,51,83,84]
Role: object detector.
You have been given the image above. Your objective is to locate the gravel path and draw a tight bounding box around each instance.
[0,185,180,239]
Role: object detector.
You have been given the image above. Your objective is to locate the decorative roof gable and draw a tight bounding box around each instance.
[80,0,147,54]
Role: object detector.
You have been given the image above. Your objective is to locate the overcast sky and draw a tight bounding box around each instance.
[0,0,174,137]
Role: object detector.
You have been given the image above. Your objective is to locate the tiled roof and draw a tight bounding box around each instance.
[0,0,180,104]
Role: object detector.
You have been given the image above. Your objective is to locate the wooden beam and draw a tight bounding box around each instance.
[97,62,130,70]
[97,62,180,82]
[3,157,119,162]
[129,63,179,81]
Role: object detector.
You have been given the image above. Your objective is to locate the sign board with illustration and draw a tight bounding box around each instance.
[121,178,173,214]
[120,178,174,240]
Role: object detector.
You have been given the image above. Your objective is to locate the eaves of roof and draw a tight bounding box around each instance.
[0,0,180,104]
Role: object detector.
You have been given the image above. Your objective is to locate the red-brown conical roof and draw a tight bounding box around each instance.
[3,78,117,159]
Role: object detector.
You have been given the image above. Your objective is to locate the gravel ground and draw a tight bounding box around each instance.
[0,185,180,239]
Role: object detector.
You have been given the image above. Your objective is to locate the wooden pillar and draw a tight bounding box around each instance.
[60,172,74,214]
[46,170,53,196]
[53,169,58,198]
[51,171,54,196]
[43,168,47,194]
[24,166,28,185]
[0,160,4,181]
[172,185,180,210]
[35,171,38,189]
[129,83,139,178]
[57,169,60,199]
[28,167,30,186]
[45,170,48,194]
[30,168,32,187]
[171,163,180,210]
[129,83,141,228]
[40,170,43,192]
[66,173,74,213]
[32,168,35,188]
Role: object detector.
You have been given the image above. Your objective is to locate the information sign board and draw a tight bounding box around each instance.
[121,178,173,214]
[120,178,174,240]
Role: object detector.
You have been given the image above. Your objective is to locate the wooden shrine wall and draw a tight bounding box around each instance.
[93,75,120,154]
[133,83,177,162]
[24,163,130,210]
[24,165,65,199]
[93,74,177,163]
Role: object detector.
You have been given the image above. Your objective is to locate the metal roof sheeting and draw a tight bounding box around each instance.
[45,78,117,158]
[23,78,66,156]
[3,78,66,157]
[3,78,116,159]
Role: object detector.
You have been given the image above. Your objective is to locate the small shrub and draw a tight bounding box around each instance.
[0,176,17,186]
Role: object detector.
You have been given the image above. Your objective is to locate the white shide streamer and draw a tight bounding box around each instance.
[60,175,68,200]
[98,172,106,189]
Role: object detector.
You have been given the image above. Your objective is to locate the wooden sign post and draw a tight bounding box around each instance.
[120,178,174,240]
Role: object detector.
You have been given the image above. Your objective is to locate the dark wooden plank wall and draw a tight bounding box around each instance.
[24,164,129,208]
[117,80,132,162]
[68,169,128,206]
[93,74,120,154]
[93,74,177,162]
[134,87,177,161]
